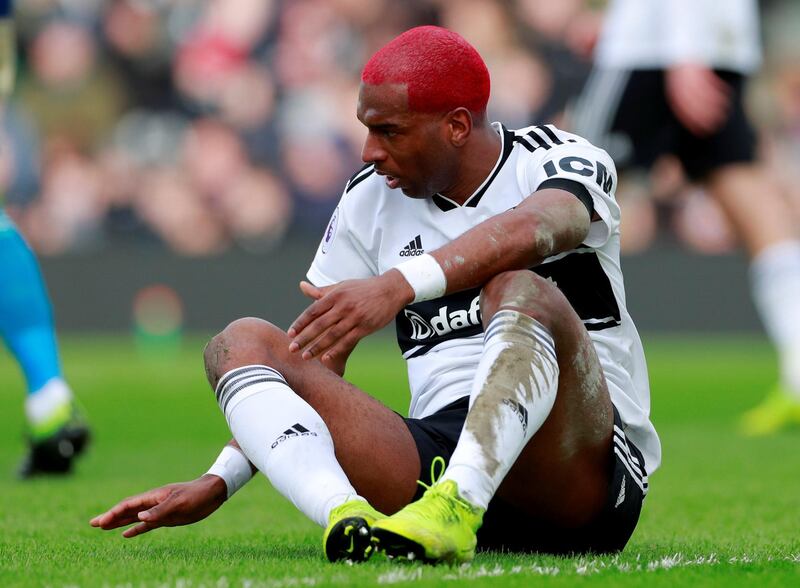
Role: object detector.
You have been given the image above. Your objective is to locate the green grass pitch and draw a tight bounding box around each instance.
[1,334,798,587]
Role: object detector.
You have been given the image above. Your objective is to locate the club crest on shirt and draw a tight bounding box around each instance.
[321,207,339,254]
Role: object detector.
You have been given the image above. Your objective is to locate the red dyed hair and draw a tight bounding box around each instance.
[361,26,490,115]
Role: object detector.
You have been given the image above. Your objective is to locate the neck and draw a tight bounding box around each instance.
[439,122,502,205]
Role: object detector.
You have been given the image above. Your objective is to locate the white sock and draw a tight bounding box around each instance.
[217,365,362,527]
[25,378,73,426]
[750,240,800,398]
[443,310,559,508]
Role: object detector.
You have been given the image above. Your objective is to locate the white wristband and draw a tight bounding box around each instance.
[206,446,254,499]
[393,253,447,303]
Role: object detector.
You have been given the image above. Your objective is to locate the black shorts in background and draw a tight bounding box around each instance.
[572,68,757,180]
[403,397,648,555]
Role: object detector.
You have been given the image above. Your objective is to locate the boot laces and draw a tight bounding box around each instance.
[414,456,474,521]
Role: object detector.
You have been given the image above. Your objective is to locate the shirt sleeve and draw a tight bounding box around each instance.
[306,199,378,287]
[524,140,620,249]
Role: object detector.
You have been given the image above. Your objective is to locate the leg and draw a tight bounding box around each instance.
[203,317,420,515]
[0,215,89,476]
[0,217,62,393]
[372,271,618,561]
[478,271,614,527]
[706,164,800,433]
[706,163,797,257]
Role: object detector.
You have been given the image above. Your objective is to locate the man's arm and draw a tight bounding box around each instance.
[90,439,254,537]
[288,187,591,361]
[90,474,227,537]
[90,288,365,539]
[428,187,590,294]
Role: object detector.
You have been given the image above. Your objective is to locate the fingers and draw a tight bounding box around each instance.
[287,296,334,341]
[91,511,140,530]
[90,481,222,539]
[318,330,362,364]
[290,282,337,338]
[686,85,729,135]
[288,302,342,353]
[667,67,731,136]
[90,494,160,530]
[122,520,158,539]
[302,320,354,361]
[673,95,723,136]
[94,494,176,538]
[290,278,397,359]
[93,512,138,530]
[299,281,326,300]
[137,500,173,524]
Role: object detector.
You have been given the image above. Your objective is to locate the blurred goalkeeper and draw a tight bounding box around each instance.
[0,0,89,476]
[571,0,800,434]
[93,26,658,564]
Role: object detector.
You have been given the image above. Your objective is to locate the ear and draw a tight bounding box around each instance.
[447,108,473,147]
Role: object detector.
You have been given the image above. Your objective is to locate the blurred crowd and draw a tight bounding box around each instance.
[1,0,799,256]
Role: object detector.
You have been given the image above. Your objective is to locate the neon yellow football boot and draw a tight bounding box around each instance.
[371,478,485,564]
[19,399,91,478]
[322,499,385,563]
[740,386,800,436]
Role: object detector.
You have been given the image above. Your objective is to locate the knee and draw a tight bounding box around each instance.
[479,270,569,331]
[203,317,286,389]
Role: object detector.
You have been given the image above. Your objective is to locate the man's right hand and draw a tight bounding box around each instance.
[90,474,227,538]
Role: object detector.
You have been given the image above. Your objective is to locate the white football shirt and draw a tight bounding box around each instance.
[595,0,761,73]
[308,123,661,476]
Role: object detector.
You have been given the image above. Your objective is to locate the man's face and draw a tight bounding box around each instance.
[357,83,455,198]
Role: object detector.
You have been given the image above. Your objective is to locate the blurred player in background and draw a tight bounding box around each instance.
[0,0,89,476]
[571,0,800,435]
[92,26,658,565]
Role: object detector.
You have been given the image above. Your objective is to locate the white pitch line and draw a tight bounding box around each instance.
[374,552,800,584]
[100,554,800,588]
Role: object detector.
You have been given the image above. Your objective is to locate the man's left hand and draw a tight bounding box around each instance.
[288,271,414,362]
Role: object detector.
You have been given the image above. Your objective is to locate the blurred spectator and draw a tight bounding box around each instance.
[512,0,596,123]
[19,19,127,152]
[134,167,226,256]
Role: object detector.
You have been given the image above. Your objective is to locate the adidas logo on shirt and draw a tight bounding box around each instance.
[399,235,424,257]
[271,423,318,449]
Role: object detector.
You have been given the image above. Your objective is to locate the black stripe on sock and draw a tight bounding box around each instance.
[216,366,278,401]
[220,376,287,414]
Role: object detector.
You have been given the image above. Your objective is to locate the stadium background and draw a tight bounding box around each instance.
[2,2,800,586]
[2,0,799,334]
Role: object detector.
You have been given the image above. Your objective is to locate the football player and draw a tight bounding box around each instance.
[0,0,90,477]
[92,26,659,564]
[571,0,800,435]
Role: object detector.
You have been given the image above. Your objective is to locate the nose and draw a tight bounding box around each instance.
[361,132,387,164]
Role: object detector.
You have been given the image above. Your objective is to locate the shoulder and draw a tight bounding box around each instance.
[507,123,602,154]
[333,163,392,237]
[335,163,385,216]
[339,163,390,207]
[507,124,615,179]
[344,163,377,194]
